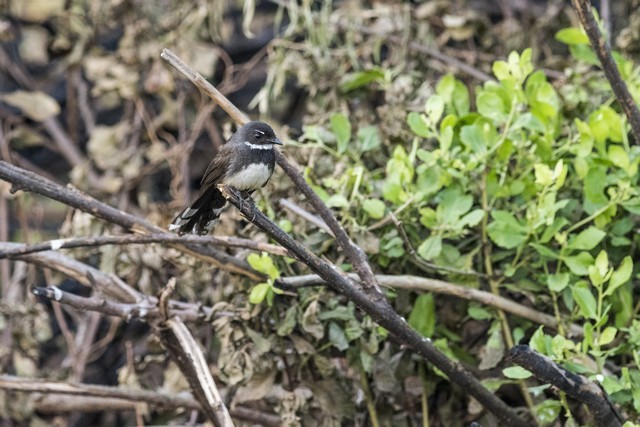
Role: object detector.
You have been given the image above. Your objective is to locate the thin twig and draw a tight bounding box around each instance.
[349,24,494,82]
[389,212,486,278]
[571,0,640,144]
[0,232,289,259]
[277,273,583,337]
[219,184,528,427]
[279,198,334,236]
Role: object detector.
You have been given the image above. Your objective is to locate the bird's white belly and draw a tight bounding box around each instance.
[224,163,271,190]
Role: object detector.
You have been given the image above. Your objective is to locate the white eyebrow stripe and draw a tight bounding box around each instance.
[244,141,273,150]
[255,129,265,135]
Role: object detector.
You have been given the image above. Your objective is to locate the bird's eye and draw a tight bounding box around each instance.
[254,132,262,139]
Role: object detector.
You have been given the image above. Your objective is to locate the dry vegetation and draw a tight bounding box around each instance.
[1,0,640,426]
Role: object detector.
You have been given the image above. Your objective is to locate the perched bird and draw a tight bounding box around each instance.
[169,121,282,235]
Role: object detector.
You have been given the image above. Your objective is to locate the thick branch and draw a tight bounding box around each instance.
[0,160,262,280]
[509,345,623,426]
[219,185,528,426]
[571,0,640,143]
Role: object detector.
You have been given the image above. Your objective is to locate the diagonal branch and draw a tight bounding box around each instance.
[509,345,623,426]
[160,48,383,297]
[570,0,640,143]
[219,185,529,426]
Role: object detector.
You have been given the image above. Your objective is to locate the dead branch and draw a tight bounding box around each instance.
[156,279,234,427]
[0,160,263,280]
[0,232,289,259]
[0,375,280,426]
[278,274,583,337]
[7,243,218,322]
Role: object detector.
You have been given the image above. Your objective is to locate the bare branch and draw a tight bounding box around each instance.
[279,198,334,236]
[157,279,233,427]
[0,232,289,259]
[278,274,583,337]
[0,160,263,280]
[0,375,280,426]
[8,244,218,322]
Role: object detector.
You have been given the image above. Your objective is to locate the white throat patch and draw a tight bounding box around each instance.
[244,141,274,150]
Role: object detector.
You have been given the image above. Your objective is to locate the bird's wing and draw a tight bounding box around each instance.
[199,144,233,193]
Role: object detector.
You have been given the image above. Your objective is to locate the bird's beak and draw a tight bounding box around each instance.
[272,138,283,146]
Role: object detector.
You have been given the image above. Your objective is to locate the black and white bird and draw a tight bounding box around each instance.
[169,121,282,235]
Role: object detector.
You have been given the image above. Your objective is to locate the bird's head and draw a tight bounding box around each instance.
[236,121,283,148]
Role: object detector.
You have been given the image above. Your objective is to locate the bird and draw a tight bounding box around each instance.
[169,121,282,235]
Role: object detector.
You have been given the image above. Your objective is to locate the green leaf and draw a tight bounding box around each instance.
[458,209,485,228]
[417,235,442,261]
[487,211,528,249]
[502,366,533,379]
[534,164,553,187]
[621,197,640,215]
[425,95,444,122]
[277,306,298,336]
[460,123,487,154]
[247,253,280,280]
[408,294,435,338]
[363,198,386,219]
[477,91,507,123]
[468,305,493,320]
[357,125,380,152]
[567,226,606,250]
[598,326,617,346]
[330,113,351,154]
[326,194,349,208]
[564,252,594,276]
[407,112,431,138]
[534,399,562,424]
[249,283,270,304]
[555,28,589,45]
[608,145,630,171]
[328,322,349,351]
[530,243,560,259]
[605,256,633,296]
[571,286,598,320]
[547,273,569,292]
[438,187,473,222]
[339,68,386,92]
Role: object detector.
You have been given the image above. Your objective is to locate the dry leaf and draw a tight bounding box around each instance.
[1,90,60,121]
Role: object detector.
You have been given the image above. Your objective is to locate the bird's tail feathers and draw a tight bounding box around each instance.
[169,189,226,235]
